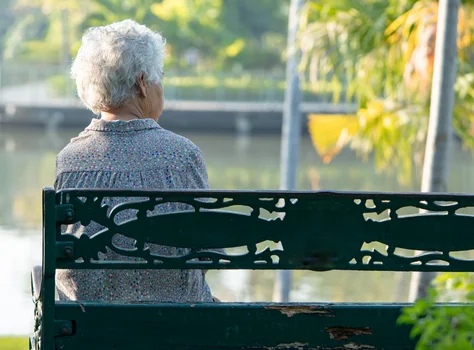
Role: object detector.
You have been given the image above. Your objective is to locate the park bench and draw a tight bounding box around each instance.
[31,187,474,349]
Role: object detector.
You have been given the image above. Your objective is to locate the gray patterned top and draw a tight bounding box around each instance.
[55,118,215,302]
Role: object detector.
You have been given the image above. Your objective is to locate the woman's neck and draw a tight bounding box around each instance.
[101,112,141,121]
[100,104,149,122]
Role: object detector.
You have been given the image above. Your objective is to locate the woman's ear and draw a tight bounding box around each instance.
[136,73,147,98]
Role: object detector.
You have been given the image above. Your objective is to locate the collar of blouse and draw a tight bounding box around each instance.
[86,118,161,132]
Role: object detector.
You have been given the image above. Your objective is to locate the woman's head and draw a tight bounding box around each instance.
[71,20,166,120]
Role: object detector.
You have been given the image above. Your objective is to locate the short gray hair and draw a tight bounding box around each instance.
[71,19,166,114]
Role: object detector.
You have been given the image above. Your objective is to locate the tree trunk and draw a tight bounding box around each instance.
[408,0,459,302]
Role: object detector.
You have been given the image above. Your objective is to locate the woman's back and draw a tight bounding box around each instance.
[55,118,214,302]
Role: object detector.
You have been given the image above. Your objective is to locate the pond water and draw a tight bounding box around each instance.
[1,123,473,335]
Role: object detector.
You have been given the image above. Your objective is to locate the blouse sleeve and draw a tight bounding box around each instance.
[184,147,210,190]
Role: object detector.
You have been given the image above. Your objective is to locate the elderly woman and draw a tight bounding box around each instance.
[55,20,216,302]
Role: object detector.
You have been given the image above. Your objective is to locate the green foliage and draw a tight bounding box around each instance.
[3,8,50,61]
[215,0,288,69]
[454,68,474,152]
[82,0,157,30]
[299,0,427,183]
[299,0,415,103]
[351,100,427,185]
[398,273,474,349]
[0,0,15,58]
[4,0,90,63]
[301,0,474,185]
[150,0,288,69]
[3,0,289,70]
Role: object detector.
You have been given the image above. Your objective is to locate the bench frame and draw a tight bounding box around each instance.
[31,187,474,349]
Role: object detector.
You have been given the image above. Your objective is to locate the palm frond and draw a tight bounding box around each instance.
[299,0,474,184]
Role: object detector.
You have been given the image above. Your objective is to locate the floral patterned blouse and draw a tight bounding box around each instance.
[54,118,215,302]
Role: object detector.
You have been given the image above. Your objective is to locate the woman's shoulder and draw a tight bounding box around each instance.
[56,126,204,174]
[152,129,206,171]
[56,130,91,159]
[157,128,203,156]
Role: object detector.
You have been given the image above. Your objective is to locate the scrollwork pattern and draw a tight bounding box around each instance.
[55,190,474,272]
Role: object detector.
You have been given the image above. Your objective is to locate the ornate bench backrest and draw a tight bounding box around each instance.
[35,187,474,350]
[49,188,474,272]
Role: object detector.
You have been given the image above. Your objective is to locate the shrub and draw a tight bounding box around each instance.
[398,273,474,349]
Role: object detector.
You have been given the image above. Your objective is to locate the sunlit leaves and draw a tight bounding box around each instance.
[301,0,474,186]
[13,0,84,13]
[83,0,156,28]
[307,114,358,164]
[224,38,246,58]
[4,0,89,62]
[151,0,221,25]
[5,0,287,70]
[306,99,427,186]
[353,100,427,185]
[299,0,403,104]
[386,1,474,100]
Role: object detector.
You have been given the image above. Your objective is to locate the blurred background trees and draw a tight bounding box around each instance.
[2,0,473,195]
[2,0,474,203]
[302,0,474,185]
[1,0,290,70]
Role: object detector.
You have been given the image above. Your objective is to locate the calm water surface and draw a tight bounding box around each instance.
[1,124,473,335]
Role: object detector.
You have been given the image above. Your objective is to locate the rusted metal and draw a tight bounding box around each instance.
[326,326,372,341]
[335,344,375,350]
[274,342,308,349]
[254,343,309,350]
[265,305,334,317]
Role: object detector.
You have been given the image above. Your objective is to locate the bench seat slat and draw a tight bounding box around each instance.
[55,302,418,349]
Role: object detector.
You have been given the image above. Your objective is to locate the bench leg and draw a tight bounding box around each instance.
[31,265,59,350]
[30,266,42,350]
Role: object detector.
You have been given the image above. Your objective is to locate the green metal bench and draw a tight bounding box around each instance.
[31,187,474,349]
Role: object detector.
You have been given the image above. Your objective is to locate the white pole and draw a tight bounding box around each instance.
[274,0,305,303]
[409,0,459,301]
[60,9,71,99]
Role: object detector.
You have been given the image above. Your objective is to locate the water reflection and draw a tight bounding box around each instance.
[0,124,473,335]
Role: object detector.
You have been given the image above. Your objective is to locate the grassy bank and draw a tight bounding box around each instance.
[0,337,28,350]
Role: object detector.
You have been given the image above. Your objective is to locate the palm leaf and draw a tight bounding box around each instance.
[308,114,358,163]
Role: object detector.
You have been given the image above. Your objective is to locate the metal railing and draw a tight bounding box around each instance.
[0,63,350,106]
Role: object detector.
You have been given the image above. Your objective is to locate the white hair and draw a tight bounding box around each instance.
[71,19,166,114]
